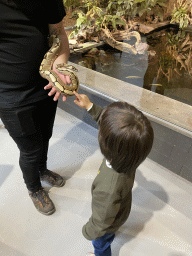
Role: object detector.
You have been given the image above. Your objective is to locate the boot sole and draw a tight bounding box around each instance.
[53,179,65,187]
[40,177,65,187]
[37,206,56,215]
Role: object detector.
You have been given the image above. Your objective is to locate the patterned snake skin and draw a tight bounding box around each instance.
[39,35,79,96]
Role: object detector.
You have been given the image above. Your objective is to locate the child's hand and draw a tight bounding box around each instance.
[73,91,93,110]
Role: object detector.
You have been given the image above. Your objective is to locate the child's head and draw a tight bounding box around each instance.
[98,102,154,174]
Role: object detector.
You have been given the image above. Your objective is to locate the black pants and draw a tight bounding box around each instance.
[0,97,58,192]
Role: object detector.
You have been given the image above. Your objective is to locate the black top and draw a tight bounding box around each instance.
[0,0,66,108]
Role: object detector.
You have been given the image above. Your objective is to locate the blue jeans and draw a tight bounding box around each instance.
[92,233,115,256]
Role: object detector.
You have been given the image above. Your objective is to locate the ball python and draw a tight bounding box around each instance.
[39,35,79,96]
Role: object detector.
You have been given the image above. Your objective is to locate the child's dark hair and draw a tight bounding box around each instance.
[98,102,154,174]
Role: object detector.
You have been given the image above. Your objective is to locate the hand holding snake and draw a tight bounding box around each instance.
[44,64,70,101]
[40,35,79,100]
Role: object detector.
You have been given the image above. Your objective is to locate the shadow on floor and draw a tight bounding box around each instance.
[112,168,169,255]
[0,165,14,187]
[168,253,187,256]
[0,241,26,256]
[48,121,99,181]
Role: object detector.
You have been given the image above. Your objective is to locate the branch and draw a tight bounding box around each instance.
[100,27,138,54]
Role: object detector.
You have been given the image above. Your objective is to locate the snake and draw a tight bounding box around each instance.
[39,35,79,96]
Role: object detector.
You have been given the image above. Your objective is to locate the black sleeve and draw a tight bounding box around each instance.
[12,0,66,25]
[45,0,66,24]
[88,104,104,124]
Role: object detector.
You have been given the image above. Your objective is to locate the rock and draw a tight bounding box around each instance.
[148,50,156,56]
[138,21,170,34]
[135,42,149,54]
[87,48,100,55]
[99,50,107,56]
[139,24,154,34]
[78,61,87,67]
[69,39,77,45]
[78,58,96,70]
[91,37,100,43]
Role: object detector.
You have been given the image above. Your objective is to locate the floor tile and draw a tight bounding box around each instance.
[0,108,192,256]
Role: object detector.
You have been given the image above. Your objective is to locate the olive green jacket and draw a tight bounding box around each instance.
[82,104,136,240]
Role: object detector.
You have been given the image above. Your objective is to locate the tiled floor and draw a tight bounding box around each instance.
[0,108,192,256]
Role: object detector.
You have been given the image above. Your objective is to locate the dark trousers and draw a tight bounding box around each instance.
[0,97,58,192]
[92,233,115,256]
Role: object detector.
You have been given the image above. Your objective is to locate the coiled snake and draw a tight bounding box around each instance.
[39,35,79,96]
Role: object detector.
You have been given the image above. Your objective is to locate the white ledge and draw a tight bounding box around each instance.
[69,61,192,138]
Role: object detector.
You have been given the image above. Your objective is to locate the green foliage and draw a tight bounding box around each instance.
[170,0,192,29]
[131,0,167,18]
[70,0,192,39]
[100,15,126,30]
[81,0,106,11]
[69,12,87,38]
[69,0,126,38]
[106,0,134,17]
[63,0,79,9]
[82,0,98,11]
[171,6,189,28]
[166,30,186,46]
[159,54,173,72]
[76,13,88,27]
[133,0,151,17]
[86,5,103,19]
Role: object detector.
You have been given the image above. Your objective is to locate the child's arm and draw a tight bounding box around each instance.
[74,91,104,123]
[73,91,93,110]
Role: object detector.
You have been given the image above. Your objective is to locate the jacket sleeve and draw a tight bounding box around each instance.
[87,103,104,124]
[82,185,121,240]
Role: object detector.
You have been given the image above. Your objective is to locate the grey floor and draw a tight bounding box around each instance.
[0,108,192,256]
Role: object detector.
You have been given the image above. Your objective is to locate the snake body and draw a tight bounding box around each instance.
[39,35,79,96]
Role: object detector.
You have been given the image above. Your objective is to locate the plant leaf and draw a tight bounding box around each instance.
[135,0,146,3]
[111,19,116,29]
[158,2,167,7]
[115,19,126,25]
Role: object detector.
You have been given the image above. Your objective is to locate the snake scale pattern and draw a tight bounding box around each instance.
[39,35,79,96]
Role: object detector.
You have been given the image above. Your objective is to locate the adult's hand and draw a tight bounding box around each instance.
[44,66,71,101]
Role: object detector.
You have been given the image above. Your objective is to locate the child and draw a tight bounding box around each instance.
[74,92,154,256]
